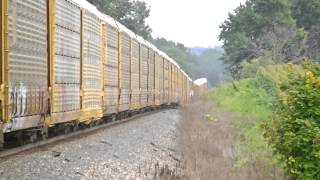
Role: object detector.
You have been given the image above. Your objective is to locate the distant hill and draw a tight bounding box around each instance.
[190,47,224,56]
[151,38,225,87]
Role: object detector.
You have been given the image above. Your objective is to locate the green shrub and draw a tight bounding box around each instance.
[265,69,320,179]
[256,64,305,100]
[205,62,320,179]
[241,54,274,79]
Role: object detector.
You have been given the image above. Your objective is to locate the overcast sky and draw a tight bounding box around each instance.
[142,0,247,47]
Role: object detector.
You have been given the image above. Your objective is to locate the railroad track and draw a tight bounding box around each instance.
[0,108,167,159]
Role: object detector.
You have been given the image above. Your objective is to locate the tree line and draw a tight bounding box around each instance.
[152,38,224,87]
[88,0,152,40]
[219,0,320,77]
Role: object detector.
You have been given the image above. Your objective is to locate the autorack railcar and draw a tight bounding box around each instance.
[194,78,208,97]
[0,0,193,147]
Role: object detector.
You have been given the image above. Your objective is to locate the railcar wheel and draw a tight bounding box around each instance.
[41,126,49,140]
[28,131,38,143]
[16,132,24,146]
[73,122,79,132]
[64,125,72,134]
[0,124,3,150]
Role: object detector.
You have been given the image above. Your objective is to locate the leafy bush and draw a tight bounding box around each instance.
[241,54,274,79]
[265,65,320,179]
[205,62,320,179]
[256,64,304,99]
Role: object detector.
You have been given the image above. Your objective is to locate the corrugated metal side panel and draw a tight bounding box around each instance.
[181,75,184,104]
[186,77,188,103]
[184,77,188,103]
[119,32,130,112]
[182,76,186,104]
[171,66,175,103]
[147,48,155,106]
[159,57,164,105]
[82,10,102,110]
[171,65,175,103]
[168,63,172,103]
[178,71,183,103]
[186,80,189,103]
[187,79,191,103]
[131,39,140,109]
[163,59,169,104]
[53,84,80,112]
[185,77,188,103]
[140,45,148,107]
[174,67,178,102]
[55,0,80,59]
[8,0,48,118]
[104,25,118,114]
[172,66,176,103]
[176,70,179,102]
[177,71,181,102]
[104,64,118,86]
[55,25,80,58]
[55,55,80,84]
[154,53,160,106]
[180,73,182,102]
[53,0,81,113]
[55,0,80,32]
[104,87,118,114]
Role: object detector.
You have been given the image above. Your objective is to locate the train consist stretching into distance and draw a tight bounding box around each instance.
[193,78,208,97]
[0,0,193,147]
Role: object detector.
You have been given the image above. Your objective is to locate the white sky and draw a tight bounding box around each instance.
[142,0,247,47]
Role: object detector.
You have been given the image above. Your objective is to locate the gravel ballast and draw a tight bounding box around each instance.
[0,109,181,180]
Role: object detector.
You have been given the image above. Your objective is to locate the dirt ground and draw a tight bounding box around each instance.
[176,102,237,180]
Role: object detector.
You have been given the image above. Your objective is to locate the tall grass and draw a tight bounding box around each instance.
[177,64,306,179]
[202,79,282,179]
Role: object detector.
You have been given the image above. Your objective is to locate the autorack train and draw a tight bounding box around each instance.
[0,0,193,147]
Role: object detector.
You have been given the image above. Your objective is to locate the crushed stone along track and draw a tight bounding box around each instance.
[0,109,166,159]
[0,109,182,180]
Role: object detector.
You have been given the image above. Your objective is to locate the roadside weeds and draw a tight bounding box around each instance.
[176,101,283,180]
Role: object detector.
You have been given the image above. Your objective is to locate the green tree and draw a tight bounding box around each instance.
[291,0,320,62]
[292,0,320,30]
[219,0,293,69]
[88,0,152,39]
[152,38,196,78]
[152,38,224,86]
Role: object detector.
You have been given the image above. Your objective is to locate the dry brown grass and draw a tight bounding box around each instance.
[177,101,283,180]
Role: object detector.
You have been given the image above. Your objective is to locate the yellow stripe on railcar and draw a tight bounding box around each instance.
[104,22,119,115]
[118,31,131,112]
[80,8,103,122]
[49,0,81,125]
[0,0,9,126]
[163,59,169,104]
[154,52,161,106]
[0,0,9,145]
[140,44,148,108]
[159,56,164,105]
[147,48,155,107]
[130,38,140,110]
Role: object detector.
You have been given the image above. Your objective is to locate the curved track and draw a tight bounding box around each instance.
[0,109,167,159]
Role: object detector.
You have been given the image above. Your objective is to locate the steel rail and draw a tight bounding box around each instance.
[0,108,168,159]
